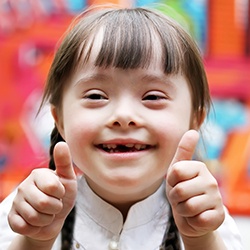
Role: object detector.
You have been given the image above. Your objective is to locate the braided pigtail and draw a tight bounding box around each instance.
[49,126,76,249]
[48,126,64,170]
[61,206,76,250]
[160,205,181,250]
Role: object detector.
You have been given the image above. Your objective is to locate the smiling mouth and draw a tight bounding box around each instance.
[97,144,153,153]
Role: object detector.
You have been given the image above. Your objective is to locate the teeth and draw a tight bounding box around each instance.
[139,145,147,150]
[102,143,148,151]
[134,144,147,150]
[103,144,117,149]
[135,144,142,150]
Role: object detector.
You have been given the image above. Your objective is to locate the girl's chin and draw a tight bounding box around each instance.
[101,175,163,195]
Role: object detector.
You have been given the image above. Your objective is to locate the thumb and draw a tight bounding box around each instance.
[54,141,76,180]
[170,130,200,166]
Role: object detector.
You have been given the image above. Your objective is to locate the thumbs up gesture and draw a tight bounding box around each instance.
[8,142,77,247]
[166,130,225,245]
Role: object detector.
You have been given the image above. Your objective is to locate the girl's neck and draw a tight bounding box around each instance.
[111,201,136,222]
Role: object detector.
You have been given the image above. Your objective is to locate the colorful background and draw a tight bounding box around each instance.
[0,0,250,224]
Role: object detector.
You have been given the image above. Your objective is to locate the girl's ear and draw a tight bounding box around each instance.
[51,105,65,140]
[191,108,206,130]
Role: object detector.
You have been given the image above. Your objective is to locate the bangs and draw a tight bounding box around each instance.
[76,8,186,74]
[43,6,210,121]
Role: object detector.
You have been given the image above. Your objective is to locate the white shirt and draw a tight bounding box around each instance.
[0,177,243,250]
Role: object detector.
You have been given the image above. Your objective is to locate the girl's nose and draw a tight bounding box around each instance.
[107,99,143,129]
[112,119,136,128]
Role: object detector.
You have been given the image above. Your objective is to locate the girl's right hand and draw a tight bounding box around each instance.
[8,142,77,245]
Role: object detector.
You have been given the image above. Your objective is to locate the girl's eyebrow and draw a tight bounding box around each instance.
[141,74,175,87]
[74,73,110,86]
[73,72,176,88]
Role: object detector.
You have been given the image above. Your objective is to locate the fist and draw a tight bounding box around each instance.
[8,142,77,242]
[166,130,225,238]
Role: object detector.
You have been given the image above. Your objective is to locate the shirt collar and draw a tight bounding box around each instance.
[76,176,169,235]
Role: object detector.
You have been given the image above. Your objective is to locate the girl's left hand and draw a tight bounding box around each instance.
[166,130,225,240]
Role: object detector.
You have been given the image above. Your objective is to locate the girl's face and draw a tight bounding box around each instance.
[52,41,199,206]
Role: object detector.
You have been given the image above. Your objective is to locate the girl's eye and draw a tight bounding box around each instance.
[83,90,108,100]
[82,90,108,108]
[142,91,168,101]
[143,95,165,101]
[86,93,106,100]
[142,91,169,109]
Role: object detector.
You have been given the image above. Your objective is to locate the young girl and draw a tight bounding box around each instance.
[0,5,242,250]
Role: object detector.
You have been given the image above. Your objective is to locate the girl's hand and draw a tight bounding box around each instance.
[8,142,77,244]
[166,130,225,245]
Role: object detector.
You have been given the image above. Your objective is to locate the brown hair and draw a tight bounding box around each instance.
[42,5,211,120]
[41,5,211,249]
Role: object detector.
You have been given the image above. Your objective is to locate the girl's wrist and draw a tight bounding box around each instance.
[181,231,227,250]
[8,235,56,250]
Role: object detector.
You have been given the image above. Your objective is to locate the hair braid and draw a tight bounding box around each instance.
[49,126,76,249]
[160,205,181,250]
[48,126,64,170]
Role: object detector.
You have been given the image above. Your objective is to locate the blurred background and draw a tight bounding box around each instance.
[0,0,249,248]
